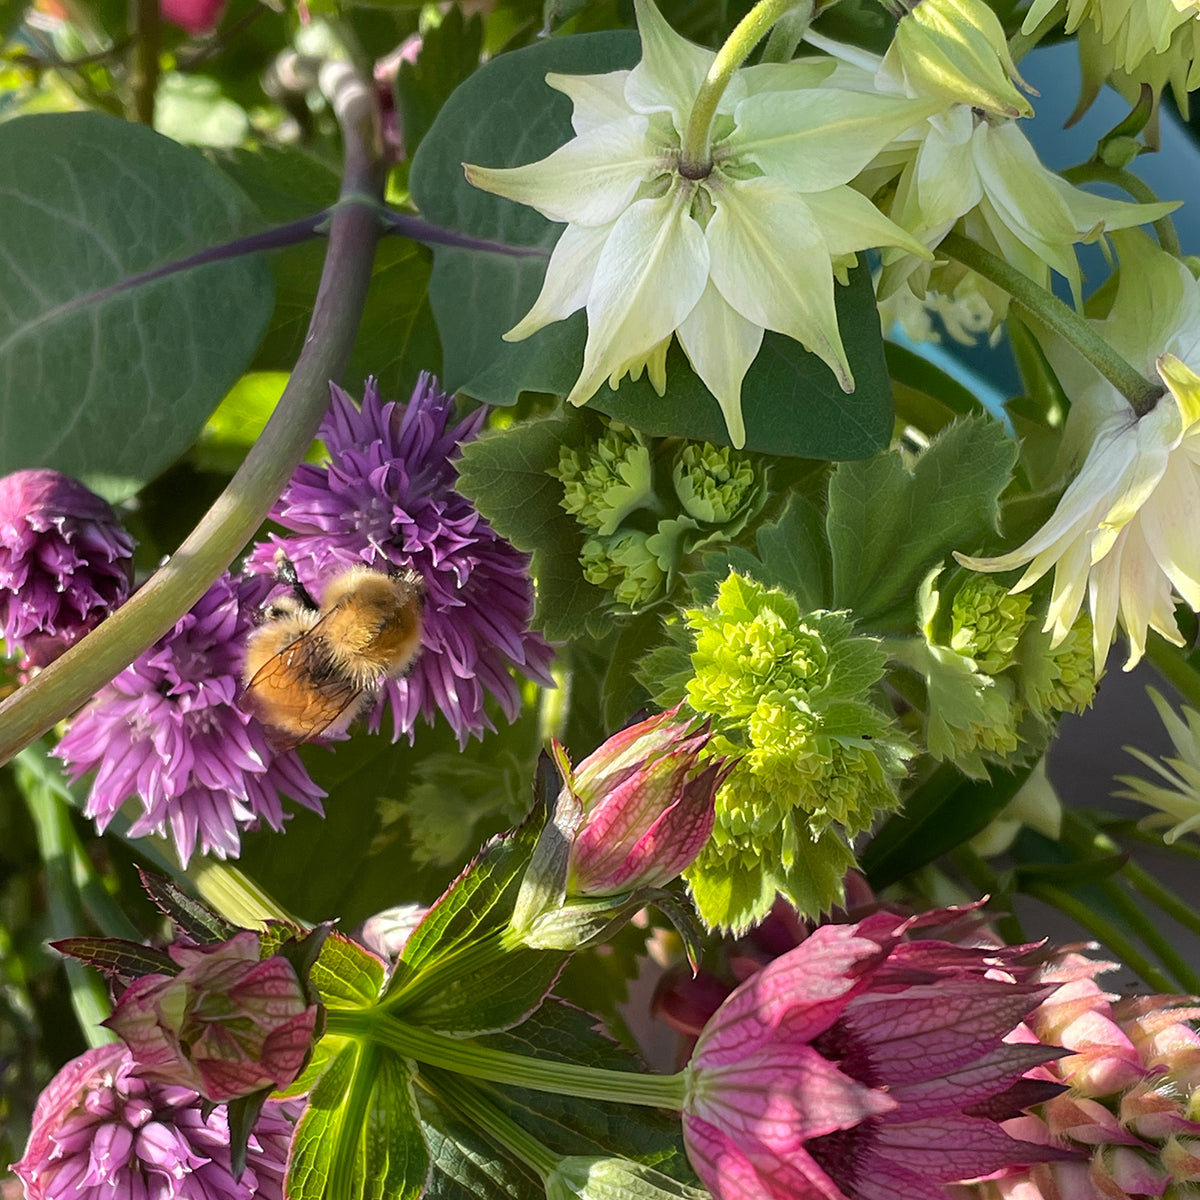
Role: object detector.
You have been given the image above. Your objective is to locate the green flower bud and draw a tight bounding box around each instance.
[671,442,762,527]
[580,531,667,609]
[551,424,654,536]
[1018,610,1097,720]
[948,575,1033,675]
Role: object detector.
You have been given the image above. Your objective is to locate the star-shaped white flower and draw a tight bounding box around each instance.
[464,0,934,447]
[957,232,1200,671]
[807,0,1176,314]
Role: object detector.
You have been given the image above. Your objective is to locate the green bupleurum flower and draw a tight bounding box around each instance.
[551,423,655,536]
[948,575,1033,676]
[670,572,911,932]
[580,532,668,610]
[1017,610,1097,720]
[671,441,761,527]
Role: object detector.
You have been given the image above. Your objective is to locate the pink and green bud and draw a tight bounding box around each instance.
[561,707,730,896]
[104,929,318,1103]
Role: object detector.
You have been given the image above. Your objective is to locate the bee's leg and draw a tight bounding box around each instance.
[272,548,320,612]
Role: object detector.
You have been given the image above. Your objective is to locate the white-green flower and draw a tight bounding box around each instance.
[1116,687,1200,843]
[957,232,1200,671]
[464,0,933,448]
[809,0,1176,320]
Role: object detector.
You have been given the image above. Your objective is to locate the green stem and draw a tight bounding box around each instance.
[0,63,386,770]
[1060,162,1181,257]
[940,231,1164,417]
[327,1011,688,1110]
[333,1044,380,1199]
[1007,0,1065,64]
[423,1067,559,1179]
[1123,858,1200,947]
[18,746,116,1046]
[1146,634,1200,711]
[679,0,803,175]
[1022,880,1177,992]
[1097,876,1200,992]
[130,0,160,125]
[948,846,1026,945]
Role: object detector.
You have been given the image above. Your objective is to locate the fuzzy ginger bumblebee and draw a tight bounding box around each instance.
[241,553,423,747]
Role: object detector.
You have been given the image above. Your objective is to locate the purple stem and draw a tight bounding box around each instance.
[383,211,550,259]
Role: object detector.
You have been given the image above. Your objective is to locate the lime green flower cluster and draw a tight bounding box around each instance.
[551,422,765,612]
[676,572,912,932]
[898,572,1097,778]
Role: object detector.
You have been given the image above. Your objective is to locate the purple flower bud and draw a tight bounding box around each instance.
[13,1042,299,1200]
[103,930,319,1104]
[0,469,134,667]
[563,707,731,896]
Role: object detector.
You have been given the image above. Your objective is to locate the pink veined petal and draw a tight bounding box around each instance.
[888,1042,1067,1116]
[691,1041,895,1146]
[694,925,887,1065]
[683,1112,848,1200]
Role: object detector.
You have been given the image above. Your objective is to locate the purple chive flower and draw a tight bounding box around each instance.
[0,469,134,668]
[54,573,324,865]
[13,1042,298,1200]
[245,373,554,745]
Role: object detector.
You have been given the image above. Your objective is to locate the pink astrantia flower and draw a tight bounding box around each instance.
[680,909,1074,1200]
[104,930,319,1103]
[13,1043,298,1200]
[55,573,324,865]
[964,952,1200,1200]
[0,469,133,668]
[560,706,731,896]
[245,374,554,746]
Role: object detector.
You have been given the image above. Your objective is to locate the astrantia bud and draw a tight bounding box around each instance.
[564,707,728,897]
[0,469,133,667]
[104,929,319,1103]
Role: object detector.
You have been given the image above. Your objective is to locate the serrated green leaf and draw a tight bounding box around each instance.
[827,417,1017,629]
[862,762,1032,889]
[51,936,178,979]
[456,408,612,641]
[287,1043,358,1200]
[701,492,830,611]
[0,112,273,500]
[363,1055,432,1200]
[410,32,893,458]
[137,870,239,944]
[310,932,387,1010]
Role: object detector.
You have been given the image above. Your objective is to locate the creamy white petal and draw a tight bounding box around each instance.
[738,58,837,95]
[804,30,886,80]
[1041,530,1093,643]
[1050,172,1180,239]
[464,115,656,226]
[676,281,765,449]
[1142,450,1200,609]
[1087,533,1122,671]
[547,69,634,135]
[1115,521,1186,668]
[505,222,614,341]
[905,112,983,236]
[566,187,709,407]
[705,176,850,390]
[801,186,931,259]
[729,90,938,193]
[625,0,742,132]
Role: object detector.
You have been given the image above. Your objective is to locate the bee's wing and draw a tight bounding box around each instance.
[242,620,363,749]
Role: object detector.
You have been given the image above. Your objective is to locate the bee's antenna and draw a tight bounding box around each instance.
[272,549,319,611]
